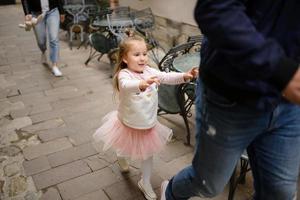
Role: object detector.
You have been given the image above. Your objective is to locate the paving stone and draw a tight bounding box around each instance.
[0,88,10,98]
[28,103,52,115]
[97,147,117,164]
[103,175,144,200]
[47,87,87,101]
[29,109,65,124]
[40,187,62,200]
[19,82,52,95]
[57,167,119,200]
[24,191,40,200]
[23,138,73,160]
[74,189,109,200]
[33,160,91,190]
[50,95,90,110]
[37,126,75,142]
[23,156,51,176]
[109,160,140,180]
[0,101,25,118]
[3,162,20,177]
[159,140,193,162]
[21,118,65,133]
[4,117,32,132]
[0,74,16,88]
[10,108,30,119]
[83,155,110,171]
[155,152,194,180]
[63,106,104,127]
[30,100,101,124]
[44,86,78,96]
[68,131,94,146]
[8,91,47,106]
[0,145,22,157]
[51,75,107,89]
[47,143,98,167]
[8,175,27,197]
[7,86,20,97]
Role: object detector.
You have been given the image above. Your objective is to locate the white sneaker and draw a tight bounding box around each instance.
[138,179,157,200]
[117,157,130,173]
[52,66,62,77]
[41,53,47,65]
[160,180,168,200]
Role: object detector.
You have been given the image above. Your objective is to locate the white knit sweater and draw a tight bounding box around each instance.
[117,66,185,129]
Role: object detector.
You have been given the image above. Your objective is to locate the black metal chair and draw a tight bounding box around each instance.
[84,32,116,65]
[62,0,89,49]
[132,7,165,66]
[158,41,200,145]
[158,41,197,72]
[228,152,251,200]
[85,6,134,70]
[187,35,204,52]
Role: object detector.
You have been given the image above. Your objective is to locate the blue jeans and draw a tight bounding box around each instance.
[165,79,300,200]
[33,8,60,63]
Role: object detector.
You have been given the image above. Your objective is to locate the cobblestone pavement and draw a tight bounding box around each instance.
[0,3,259,200]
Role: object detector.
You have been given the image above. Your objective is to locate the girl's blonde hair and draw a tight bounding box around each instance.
[112,32,146,91]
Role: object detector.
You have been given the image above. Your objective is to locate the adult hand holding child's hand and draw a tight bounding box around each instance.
[184,67,199,82]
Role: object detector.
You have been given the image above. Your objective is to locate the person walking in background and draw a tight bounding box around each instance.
[21,0,65,77]
[93,33,198,200]
[161,0,300,199]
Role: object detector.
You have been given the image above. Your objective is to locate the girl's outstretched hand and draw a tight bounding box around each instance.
[183,67,199,82]
[139,76,160,91]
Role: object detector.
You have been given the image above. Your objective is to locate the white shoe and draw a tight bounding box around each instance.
[160,180,169,200]
[117,157,130,173]
[41,53,47,65]
[138,179,157,200]
[52,66,62,77]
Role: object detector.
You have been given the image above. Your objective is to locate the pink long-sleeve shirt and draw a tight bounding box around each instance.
[118,66,186,129]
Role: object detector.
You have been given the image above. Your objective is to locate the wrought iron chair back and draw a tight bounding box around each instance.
[187,35,204,43]
[187,35,203,52]
[106,7,134,42]
[84,0,100,18]
[158,41,200,145]
[63,0,87,24]
[158,41,196,72]
[132,7,165,66]
[63,0,90,49]
[132,8,155,34]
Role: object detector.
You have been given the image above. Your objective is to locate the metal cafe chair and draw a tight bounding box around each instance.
[187,35,204,52]
[84,32,115,66]
[85,6,134,74]
[63,0,89,49]
[228,152,251,200]
[158,41,200,145]
[106,7,134,42]
[158,42,196,72]
[132,7,165,66]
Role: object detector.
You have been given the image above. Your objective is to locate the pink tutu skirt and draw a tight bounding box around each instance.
[93,111,173,160]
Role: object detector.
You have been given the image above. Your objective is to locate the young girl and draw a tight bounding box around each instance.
[93,34,198,200]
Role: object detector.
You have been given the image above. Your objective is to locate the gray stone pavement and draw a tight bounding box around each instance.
[0,3,257,200]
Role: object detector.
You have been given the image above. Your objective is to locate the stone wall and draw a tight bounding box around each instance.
[153,15,201,50]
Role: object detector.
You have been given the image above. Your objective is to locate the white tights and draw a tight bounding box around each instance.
[141,156,153,186]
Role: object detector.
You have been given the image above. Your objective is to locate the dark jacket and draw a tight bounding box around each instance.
[195,0,300,110]
[21,0,65,15]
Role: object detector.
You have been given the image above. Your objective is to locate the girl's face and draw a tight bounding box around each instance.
[122,40,148,73]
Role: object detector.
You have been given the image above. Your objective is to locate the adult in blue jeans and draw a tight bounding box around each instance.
[161,0,300,199]
[21,0,65,76]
